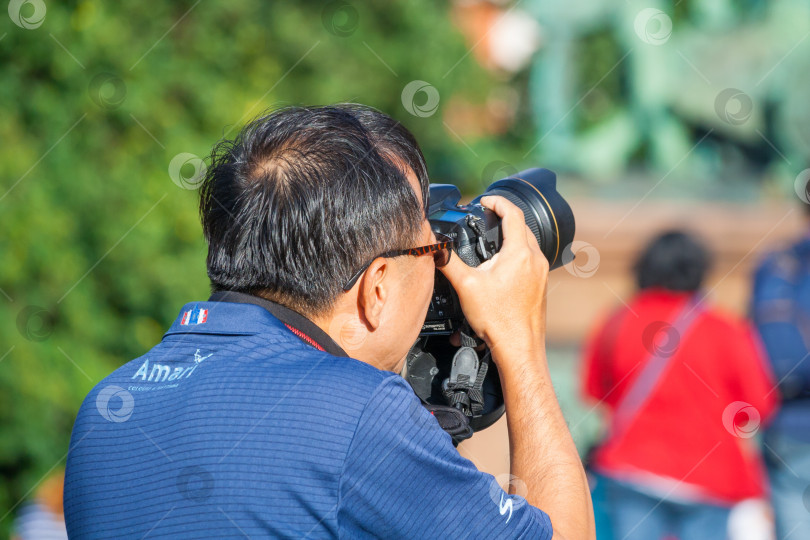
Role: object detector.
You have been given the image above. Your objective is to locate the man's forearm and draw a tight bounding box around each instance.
[494,340,595,540]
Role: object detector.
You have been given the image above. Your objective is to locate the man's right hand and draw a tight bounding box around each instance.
[438,195,550,358]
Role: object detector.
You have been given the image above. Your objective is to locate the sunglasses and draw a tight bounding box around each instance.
[342,232,454,291]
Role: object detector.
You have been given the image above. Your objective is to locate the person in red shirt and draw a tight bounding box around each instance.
[582,230,778,540]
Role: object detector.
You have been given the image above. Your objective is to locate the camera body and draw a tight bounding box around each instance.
[421,167,572,336]
[420,187,501,335]
[407,167,575,439]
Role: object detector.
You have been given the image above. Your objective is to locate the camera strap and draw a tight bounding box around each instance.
[404,343,475,445]
[404,332,491,445]
[422,401,475,446]
[442,330,488,417]
[459,331,477,348]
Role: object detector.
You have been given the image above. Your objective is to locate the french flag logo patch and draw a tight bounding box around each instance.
[181,307,208,325]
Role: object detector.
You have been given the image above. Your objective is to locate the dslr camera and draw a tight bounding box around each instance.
[406,168,575,444]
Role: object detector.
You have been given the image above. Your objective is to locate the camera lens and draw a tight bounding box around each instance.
[479,168,575,270]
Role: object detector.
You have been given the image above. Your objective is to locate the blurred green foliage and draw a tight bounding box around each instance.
[0,0,502,532]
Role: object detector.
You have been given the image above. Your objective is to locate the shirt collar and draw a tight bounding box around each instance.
[207,290,348,357]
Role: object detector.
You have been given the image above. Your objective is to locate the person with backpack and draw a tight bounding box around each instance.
[751,227,810,539]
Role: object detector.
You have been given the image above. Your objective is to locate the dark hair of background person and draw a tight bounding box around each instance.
[634,230,711,292]
[199,104,430,316]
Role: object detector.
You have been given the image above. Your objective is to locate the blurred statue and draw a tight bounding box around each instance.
[524,0,810,189]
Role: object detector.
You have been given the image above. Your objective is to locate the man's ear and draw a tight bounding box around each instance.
[358,258,389,330]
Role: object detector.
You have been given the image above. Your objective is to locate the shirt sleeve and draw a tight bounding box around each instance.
[337,375,553,540]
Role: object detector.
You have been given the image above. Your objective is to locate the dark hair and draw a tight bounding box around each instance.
[634,230,710,292]
[199,104,429,316]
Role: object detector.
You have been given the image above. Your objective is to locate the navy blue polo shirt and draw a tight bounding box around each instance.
[63,292,552,538]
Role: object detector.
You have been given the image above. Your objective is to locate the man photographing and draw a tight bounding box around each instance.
[63,105,594,539]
